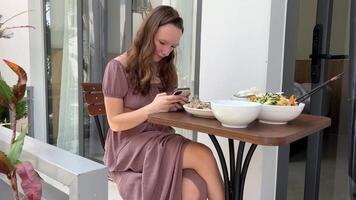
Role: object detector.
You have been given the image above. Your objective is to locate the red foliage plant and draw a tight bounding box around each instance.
[0,59,42,200]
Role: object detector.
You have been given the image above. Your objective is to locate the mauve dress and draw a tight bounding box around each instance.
[102,59,207,200]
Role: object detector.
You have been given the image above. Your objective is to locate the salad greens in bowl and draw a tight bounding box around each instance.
[249,93,304,124]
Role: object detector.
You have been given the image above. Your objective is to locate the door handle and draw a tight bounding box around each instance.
[310,24,323,84]
[309,24,349,84]
[309,54,349,59]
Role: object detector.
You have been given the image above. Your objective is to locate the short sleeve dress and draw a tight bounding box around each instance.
[102,59,207,200]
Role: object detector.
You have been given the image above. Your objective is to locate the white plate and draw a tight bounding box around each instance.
[183,104,215,119]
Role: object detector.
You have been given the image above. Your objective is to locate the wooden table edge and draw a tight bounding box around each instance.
[148,113,331,146]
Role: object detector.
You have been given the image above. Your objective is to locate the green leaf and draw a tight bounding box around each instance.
[0,106,6,114]
[0,79,14,104]
[7,130,27,164]
[15,99,27,120]
[14,159,21,165]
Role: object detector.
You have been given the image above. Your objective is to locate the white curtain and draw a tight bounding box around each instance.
[57,0,79,154]
[174,1,196,90]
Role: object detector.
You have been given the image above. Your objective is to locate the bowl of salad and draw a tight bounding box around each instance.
[249,93,305,125]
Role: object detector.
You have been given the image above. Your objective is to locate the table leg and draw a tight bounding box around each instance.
[229,139,235,199]
[208,135,258,200]
[236,143,257,200]
[209,135,230,200]
[234,142,245,200]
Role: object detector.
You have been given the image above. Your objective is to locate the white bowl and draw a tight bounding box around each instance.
[211,100,261,128]
[183,104,215,118]
[258,103,305,124]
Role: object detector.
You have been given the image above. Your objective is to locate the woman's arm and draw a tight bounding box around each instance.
[105,93,188,132]
[104,97,148,131]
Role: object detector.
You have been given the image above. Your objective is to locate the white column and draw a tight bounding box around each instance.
[28,0,47,142]
[198,0,287,199]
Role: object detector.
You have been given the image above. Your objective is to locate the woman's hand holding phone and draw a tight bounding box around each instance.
[169,88,190,111]
[172,88,190,97]
[147,92,189,113]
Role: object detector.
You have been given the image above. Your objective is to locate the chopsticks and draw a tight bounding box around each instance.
[296,72,344,103]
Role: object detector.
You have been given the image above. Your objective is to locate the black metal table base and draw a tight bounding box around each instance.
[209,135,257,200]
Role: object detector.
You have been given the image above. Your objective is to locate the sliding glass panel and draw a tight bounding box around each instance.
[82,0,109,162]
[289,0,351,199]
[45,0,80,153]
[44,0,200,161]
[318,0,350,199]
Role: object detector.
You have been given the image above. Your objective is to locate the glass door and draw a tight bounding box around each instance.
[44,0,80,154]
[44,0,200,161]
[288,0,351,199]
[81,0,108,161]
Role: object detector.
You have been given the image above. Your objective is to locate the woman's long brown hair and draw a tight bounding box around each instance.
[125,5,184,96]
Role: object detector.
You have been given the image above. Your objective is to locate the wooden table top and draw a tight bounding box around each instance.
[148,112,331,146]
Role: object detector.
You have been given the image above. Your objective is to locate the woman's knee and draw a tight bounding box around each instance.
[183,142,216,168]
[194,143,215,160]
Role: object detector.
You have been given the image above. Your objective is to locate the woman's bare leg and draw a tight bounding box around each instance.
[182,177,200,200]
[183,142,224,200]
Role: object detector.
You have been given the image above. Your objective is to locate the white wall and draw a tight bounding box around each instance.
[199,0,287,199]
[28,0,47,141]
[0,0,30,86]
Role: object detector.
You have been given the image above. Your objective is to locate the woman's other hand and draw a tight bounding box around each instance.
[169,103,182,112]
[181,90,191,99]
[169,91,191,111]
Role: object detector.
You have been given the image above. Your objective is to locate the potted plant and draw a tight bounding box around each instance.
[0,59,42,200]
[0,11,42,200]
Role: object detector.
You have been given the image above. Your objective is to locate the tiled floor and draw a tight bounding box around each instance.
[288,131,350,200]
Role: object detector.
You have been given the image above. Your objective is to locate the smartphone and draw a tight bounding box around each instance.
[172,87,190,96]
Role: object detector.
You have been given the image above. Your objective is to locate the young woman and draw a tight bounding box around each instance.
[103,5,224,200]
